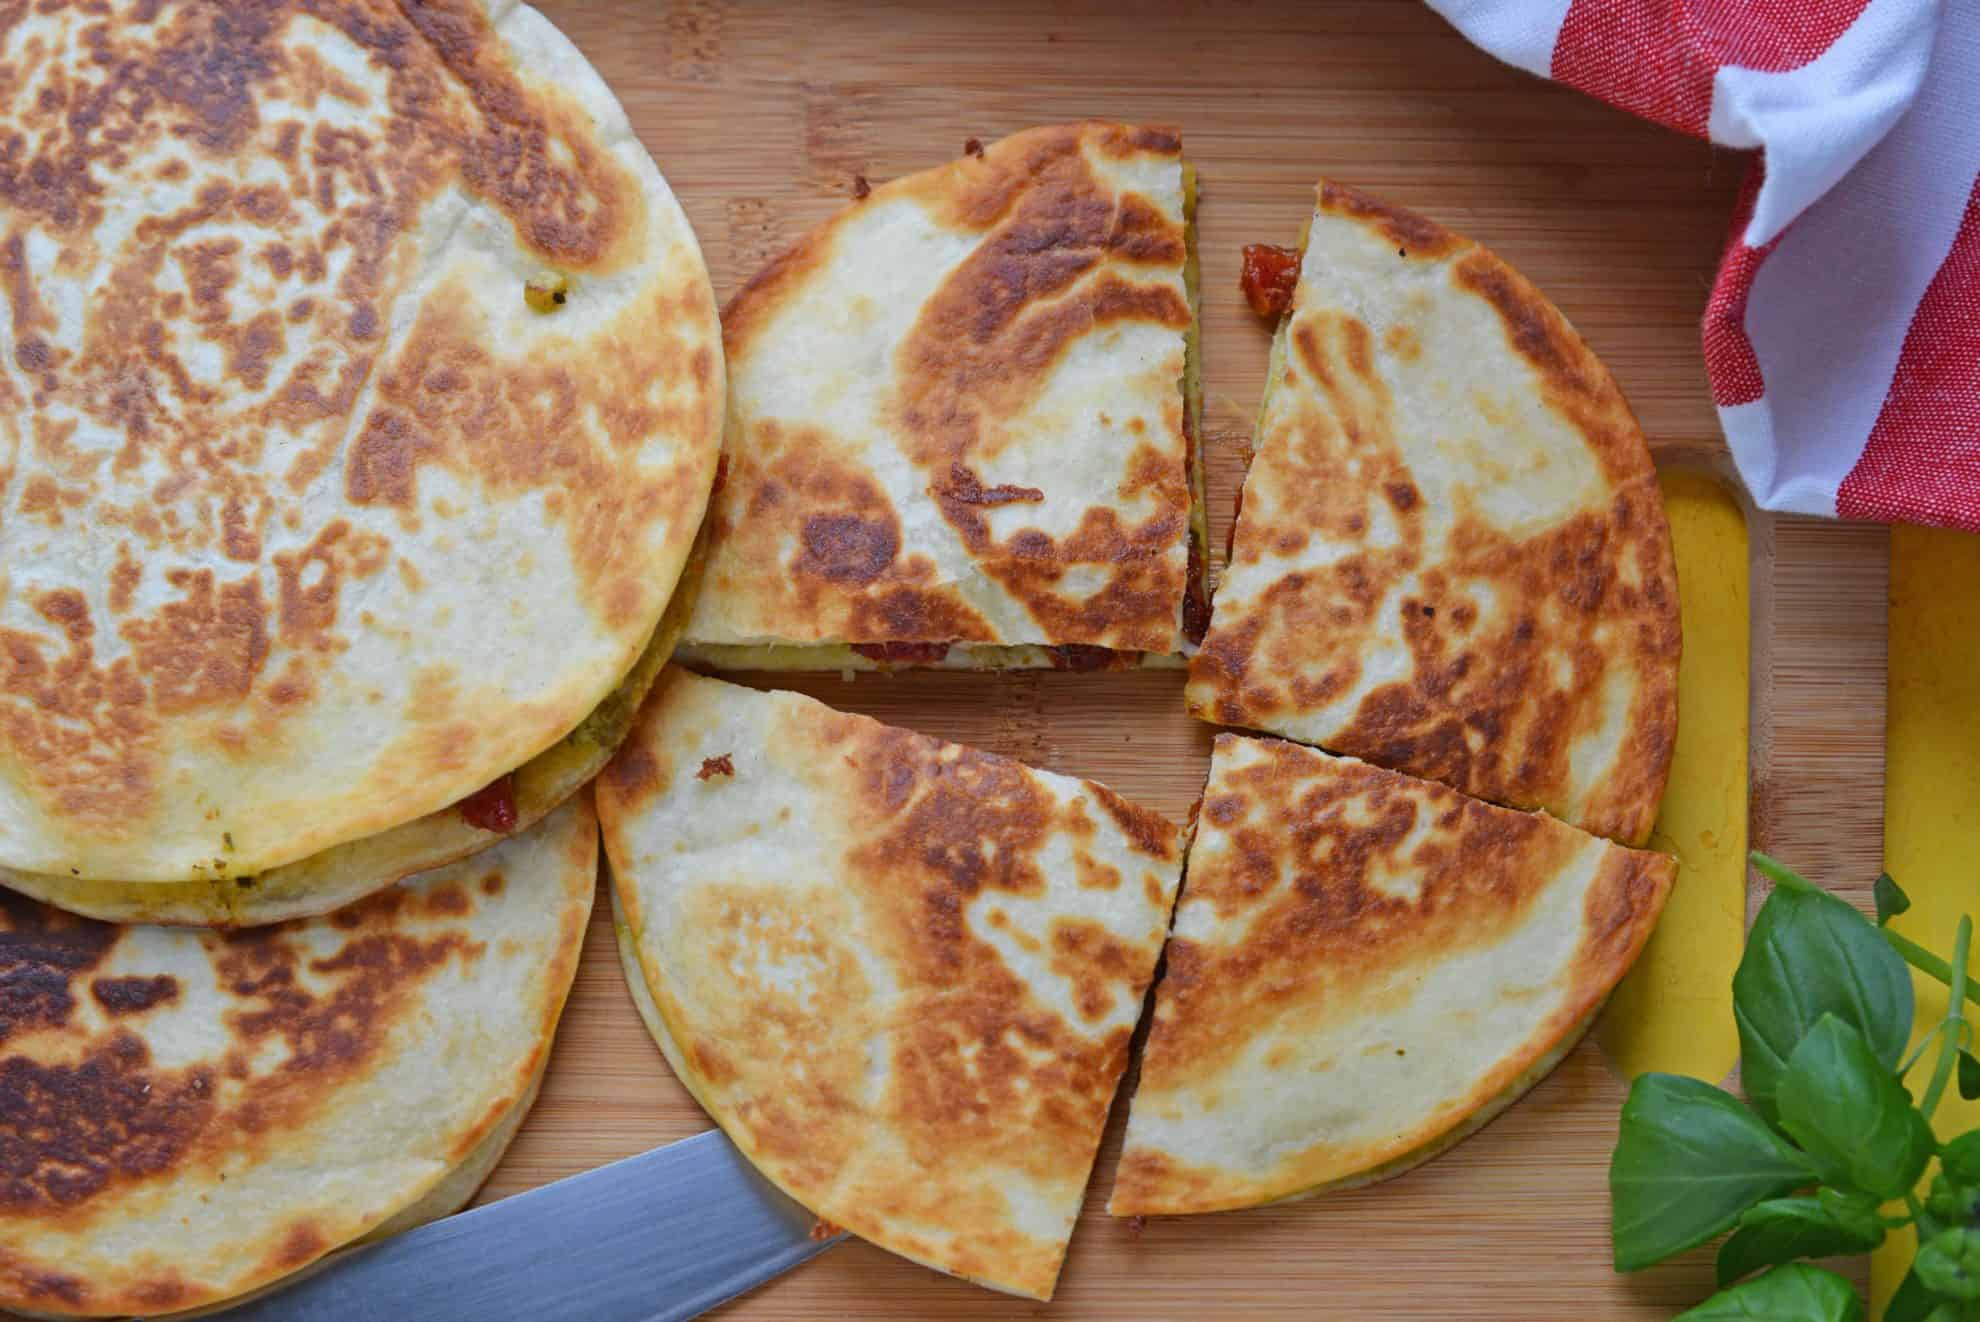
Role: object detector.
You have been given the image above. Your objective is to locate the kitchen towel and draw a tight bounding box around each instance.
[1429,0,1980,532]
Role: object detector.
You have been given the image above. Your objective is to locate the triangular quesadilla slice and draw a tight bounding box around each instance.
[1188,181,1679,844]
[599,668,1184,1298]
[680,122,1207,672]
[1110,733,1673,1216]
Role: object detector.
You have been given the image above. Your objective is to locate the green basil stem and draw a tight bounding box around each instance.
[1749,853,1980,1010]
[1750,853,1824,898]
[1901,1028,1943,1075]
[1908,1191,1935,1241]
[1919,916,1972,1121]
[1884,926,1980,1011]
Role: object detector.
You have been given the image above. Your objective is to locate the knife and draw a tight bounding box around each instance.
[220,1130,845,1321]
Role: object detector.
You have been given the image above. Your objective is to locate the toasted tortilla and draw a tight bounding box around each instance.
[1109,733,1673,1216]
[679,122,1206,671]
[0,0,723,883]
[599,668,1183,1299]
[0,528,705,926]
[143,1066,543,1322]
[0,798,594,1317]
[1186,182,1679,845]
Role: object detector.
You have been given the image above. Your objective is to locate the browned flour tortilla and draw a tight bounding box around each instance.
[1187,181,1679,845]
[0,799,594,1318]
[1110,734,1675,1216]
[679,122,1208,672]
[600,668,1185,1299]
[0,0,723,890]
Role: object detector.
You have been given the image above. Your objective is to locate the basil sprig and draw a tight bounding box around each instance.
[1611,856,1978,1319]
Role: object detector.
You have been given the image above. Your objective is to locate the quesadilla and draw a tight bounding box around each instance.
[678,122,1207,672]
[0,532,705,926]
[1187,181,1679,845]
[0,797,594,1317]
[0,0,723,888]
[599,668,1183,1299]
[1109,733,1674,1215]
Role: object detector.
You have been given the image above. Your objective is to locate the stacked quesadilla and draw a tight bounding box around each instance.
[0,3,1691,1292]
[1110,734,1674,1215]
[0,800,594,1317]
[600,668,1184,1299]
[0,0,722,923]
[1189,181,1680,845]
[679,122,1208,672]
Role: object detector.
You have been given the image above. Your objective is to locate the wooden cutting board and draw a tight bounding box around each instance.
[475,3,1892,1316]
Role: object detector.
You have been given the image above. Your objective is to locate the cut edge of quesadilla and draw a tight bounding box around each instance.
[0,526,708,925]
[681,125,1205,671]
[609,850,1118,1303]
[1107,733,1674,1217]
[601,668,1185,1299]
[1188,180,1679,847]
[674,640,1186,673]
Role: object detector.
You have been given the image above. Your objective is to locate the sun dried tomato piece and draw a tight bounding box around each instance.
[1048,644,1126,672]
[458,774,519,833]
[1239,243,1302,318]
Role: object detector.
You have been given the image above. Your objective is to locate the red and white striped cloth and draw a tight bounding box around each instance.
[1429,0,1980,532]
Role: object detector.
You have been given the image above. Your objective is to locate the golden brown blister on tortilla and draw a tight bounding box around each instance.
[0,0,722,882]
[1187,181,1679,845]
[0,799,594,1317]
[599,668,1184,1299]
[1109,734,1673,1216]
[683,123,1203,666]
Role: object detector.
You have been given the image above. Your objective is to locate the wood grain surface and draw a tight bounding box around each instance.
[473,2,1892,1317]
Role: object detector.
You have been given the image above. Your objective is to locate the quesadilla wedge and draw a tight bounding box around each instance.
[599,668,1183,1299]
[0,0,723,886]
[0,797,594,1317]
[679,122,1208,673]
[1188,181,1680,845]
[1109,733,1673,1216]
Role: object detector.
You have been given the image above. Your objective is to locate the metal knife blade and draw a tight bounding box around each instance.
[219,1130,843,1322]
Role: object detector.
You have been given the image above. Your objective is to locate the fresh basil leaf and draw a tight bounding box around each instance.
[1735,888,1914,1128]
[1945,1131,1980,1184]
[1917,1227,1980,1301]
[1961,1049,1980,1102]
[1930,1174,1980,1227]
[1777,1014,1935,1199]
[1715,1195,1885,1286]
[1815,1187,1887,1240]
[1675,1263,1864,1321]
[1611,1073,1816,1271]
[1875,873,1912,925]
